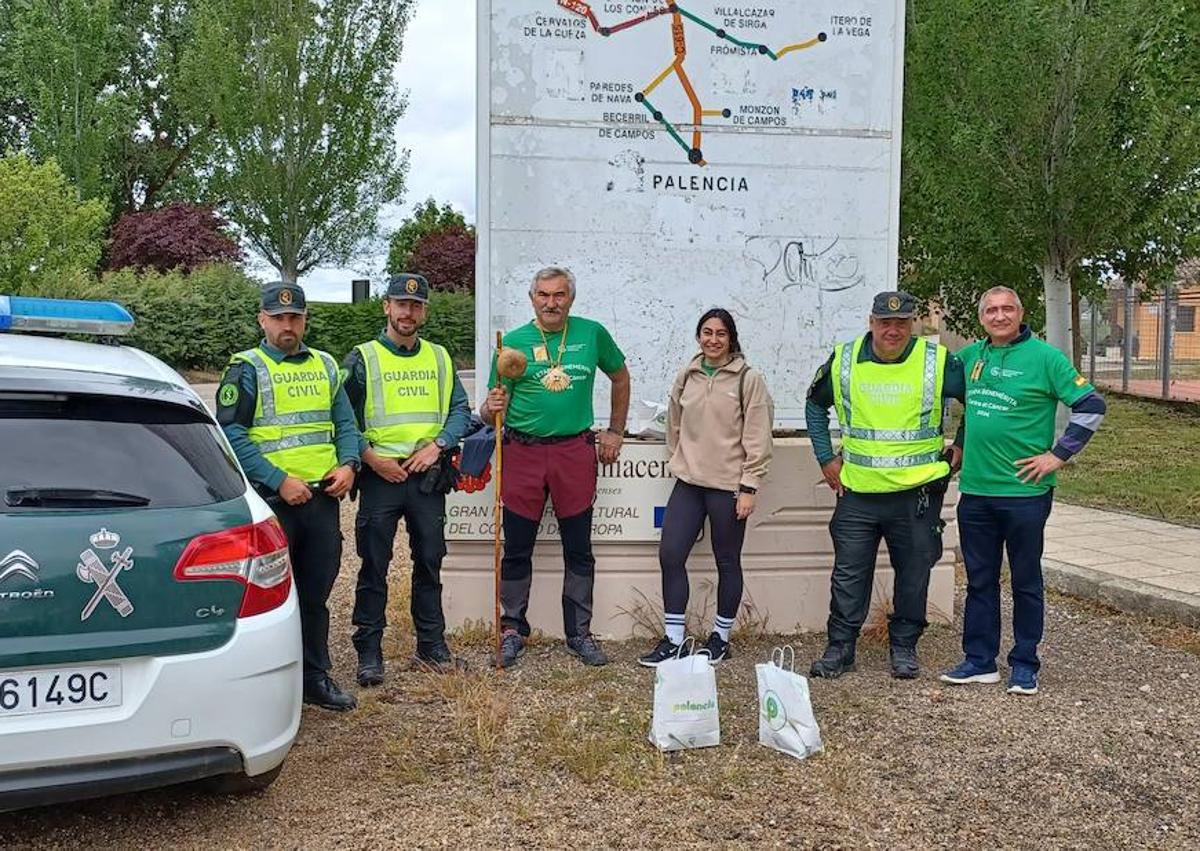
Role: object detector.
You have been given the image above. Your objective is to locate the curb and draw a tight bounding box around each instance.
[1043,559,1200,628]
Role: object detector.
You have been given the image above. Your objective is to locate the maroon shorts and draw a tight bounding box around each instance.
[500,432,598,522]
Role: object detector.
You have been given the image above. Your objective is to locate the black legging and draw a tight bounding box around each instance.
[658,480,747,619]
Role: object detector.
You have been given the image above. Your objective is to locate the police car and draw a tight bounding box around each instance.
[0,296,302,812]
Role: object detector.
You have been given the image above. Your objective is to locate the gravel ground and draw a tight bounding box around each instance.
[5,500,1200,850]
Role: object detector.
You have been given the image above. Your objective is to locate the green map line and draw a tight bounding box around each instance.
[675,3,779,60]
[637,95,692,157]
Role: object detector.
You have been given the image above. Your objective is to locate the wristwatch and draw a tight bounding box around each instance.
[738,484,757,495]
[434,437,449,450]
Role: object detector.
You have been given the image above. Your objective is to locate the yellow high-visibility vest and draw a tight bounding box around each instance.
[234,347,339,482]
[831,335,949,493]
[357,339,452,459]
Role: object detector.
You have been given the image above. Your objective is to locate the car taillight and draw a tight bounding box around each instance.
[173,519,292,618]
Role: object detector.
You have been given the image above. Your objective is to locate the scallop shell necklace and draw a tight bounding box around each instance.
[537,318,572,392]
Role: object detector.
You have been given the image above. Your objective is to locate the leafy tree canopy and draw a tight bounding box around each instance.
[409,228,475,293]
[108,202,243,273]
[0,152,108,295]
[385,197,472,276]
[184,0,413,283]
[902,0,1200,355]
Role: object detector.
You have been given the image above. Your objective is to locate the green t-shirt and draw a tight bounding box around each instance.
[488,316,626,437]
[959,332,1094,496]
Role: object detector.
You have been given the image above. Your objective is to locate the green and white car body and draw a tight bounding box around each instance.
[0,297,302,812]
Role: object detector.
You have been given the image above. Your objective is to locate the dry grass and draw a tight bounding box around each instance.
[10,504,1200,849]
[410,671,512,763]
[616,580,774,643]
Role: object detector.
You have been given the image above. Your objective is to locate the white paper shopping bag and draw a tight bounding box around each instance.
[756,646,823,760]
[648,645,720,751]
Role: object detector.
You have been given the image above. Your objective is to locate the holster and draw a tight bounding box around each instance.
[420,448,462,496]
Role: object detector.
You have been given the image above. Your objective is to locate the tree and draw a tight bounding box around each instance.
[409,228,475,292]
[385,198,471,275]
[108,202,243,273]
[184,0,412,284]
[107,0,220,215]
[902,0,1200,359]
[4,0,129,202]
[3,0,219,218]
[0,152,108,295]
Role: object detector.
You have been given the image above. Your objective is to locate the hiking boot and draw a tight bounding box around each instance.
[303,676,357,712]
[412,643,468,674]
[493,630,525,669]
[1006,665,1039,696]
[702,631,731,665]
[809,641,856,679]
[890,645,920,680]
[356,647,384,687]
[939,659,1001,685]
[638,635,688,668]
[566,634,609,667]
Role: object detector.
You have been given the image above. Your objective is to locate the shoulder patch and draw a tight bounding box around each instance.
[1074,374,1087,387]
[218,383,239,407]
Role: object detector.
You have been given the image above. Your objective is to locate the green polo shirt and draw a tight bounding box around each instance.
[959,330,1094,496]
[488,317,625,437]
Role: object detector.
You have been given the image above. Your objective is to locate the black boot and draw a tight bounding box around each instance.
[303,676,357,712]
[356,645,384,687]
[890,645,920,680]
[809,641,857,679]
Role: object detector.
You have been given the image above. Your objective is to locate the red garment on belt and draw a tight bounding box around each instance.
[500,432,598,522]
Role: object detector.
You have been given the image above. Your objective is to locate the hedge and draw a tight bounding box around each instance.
[81,265,476,370]
[86,265,262,370]
[305,291,475,365]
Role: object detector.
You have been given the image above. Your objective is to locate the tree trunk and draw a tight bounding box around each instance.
[1041,249,1074,433]
[279,260,299,285]
[1070,285,1083,369]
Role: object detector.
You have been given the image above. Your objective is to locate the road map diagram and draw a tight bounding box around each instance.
[554,1,828,166]
[479,1,904,426]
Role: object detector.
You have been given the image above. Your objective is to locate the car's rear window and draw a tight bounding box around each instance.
[0,394,244,510]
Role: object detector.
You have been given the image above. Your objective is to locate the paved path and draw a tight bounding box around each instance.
[1044,502,1200,625]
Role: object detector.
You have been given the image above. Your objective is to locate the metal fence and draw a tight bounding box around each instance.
[1085,285,1200,403]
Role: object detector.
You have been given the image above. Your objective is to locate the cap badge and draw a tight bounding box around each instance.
[406,279,419,294]
[888,296,901,311]
[279,289,294,306]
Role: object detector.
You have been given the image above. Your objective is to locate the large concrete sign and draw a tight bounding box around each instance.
[446,442,676,541]
[477,0,907,425]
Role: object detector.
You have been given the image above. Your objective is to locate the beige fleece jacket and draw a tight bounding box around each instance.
[666,353,774,492]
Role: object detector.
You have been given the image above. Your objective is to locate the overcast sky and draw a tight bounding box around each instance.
[296,2,477,301]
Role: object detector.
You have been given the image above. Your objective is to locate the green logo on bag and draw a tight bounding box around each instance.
[763,690,786,731]
[672,699,715,713]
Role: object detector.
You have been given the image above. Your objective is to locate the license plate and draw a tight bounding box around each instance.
[0,666,122,718]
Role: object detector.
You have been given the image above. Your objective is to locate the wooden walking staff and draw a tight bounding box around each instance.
[493,331,528,669]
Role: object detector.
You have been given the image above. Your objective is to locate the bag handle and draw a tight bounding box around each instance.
[771,644,796,672]
[678,636,697,659]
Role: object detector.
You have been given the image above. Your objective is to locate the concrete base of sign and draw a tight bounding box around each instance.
[441,438,958,640]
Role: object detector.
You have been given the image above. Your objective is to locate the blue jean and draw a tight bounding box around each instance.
[957,492,1055,672]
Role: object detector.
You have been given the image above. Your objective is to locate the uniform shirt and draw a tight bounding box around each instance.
[958,327,1103,496]
[216,341,361,492]
[341,333,473,454]
[487,317,626,437]
[805,334,966,465]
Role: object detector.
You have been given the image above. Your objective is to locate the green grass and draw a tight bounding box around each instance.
[1056,395,1200,524]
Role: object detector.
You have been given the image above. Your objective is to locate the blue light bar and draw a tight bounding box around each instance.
[0,296,135,336]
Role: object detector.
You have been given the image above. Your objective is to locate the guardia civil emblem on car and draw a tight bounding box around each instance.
[76,528,135,620]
